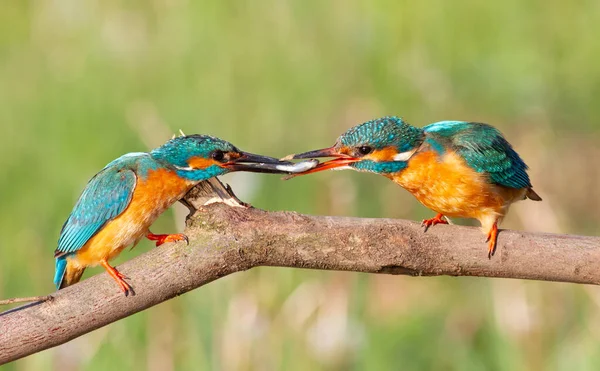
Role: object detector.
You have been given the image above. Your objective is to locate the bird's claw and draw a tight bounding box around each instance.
[114,270,129,280]
[147,233,189,247]
[485,222,499,259]
[118,279,135,297]
[101,260,135,297]
[421,214,448,232]
[486,237,496,259]
[121,282,135,297]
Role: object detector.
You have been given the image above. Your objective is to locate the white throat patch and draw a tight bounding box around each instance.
[392,149,417,162]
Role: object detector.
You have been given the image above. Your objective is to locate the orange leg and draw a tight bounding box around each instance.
[146,232,189,247]
[486,221,499,259]
[421,213,448,232]
[100,259,134,296]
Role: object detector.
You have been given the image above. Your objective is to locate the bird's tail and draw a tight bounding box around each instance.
[54,257,85,289]
[526,188,542,201]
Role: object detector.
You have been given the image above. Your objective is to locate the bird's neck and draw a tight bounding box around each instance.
[354,160,408,174]
[397,126,426,153]
[175,165,226,182]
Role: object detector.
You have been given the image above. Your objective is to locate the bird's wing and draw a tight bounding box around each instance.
[55,166,137,257]
[423,121,532,189]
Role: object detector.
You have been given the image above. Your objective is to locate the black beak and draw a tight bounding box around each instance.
[222,151,298,174]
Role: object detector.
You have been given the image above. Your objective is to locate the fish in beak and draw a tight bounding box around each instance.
[281,146,359,178]
[222,151,319,174]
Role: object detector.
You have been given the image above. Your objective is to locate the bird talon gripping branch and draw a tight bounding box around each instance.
[421,213,449,232]
[54,135,302,295]
[285,116,541,258]
[486,222,499,259]
[146,232,189,247]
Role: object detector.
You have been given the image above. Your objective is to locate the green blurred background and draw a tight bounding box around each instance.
[2,0,600,370]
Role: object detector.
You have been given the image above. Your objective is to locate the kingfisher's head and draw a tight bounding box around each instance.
[286,116,425,176]
[151,135,291,181]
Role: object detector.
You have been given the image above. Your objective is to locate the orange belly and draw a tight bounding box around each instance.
[389,150,526,227]
[69,168,195,269]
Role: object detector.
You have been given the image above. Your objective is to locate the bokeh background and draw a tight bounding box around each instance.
[2,1,600,370]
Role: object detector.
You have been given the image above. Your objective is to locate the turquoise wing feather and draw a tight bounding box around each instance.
[55,165,137,258]
[423,121,532,189]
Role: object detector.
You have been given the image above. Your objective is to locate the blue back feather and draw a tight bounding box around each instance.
[54,154,142,289]
[339,116,424,152]
[423,121,532,189]
[56,161,138,258]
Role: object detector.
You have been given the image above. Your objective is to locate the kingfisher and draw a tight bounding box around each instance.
[55,135,295,295]
[284,116,541,258]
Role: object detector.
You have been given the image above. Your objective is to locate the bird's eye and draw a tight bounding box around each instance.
[211,150,225,162]
[357,146,373,156]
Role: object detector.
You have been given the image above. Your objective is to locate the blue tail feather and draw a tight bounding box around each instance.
[54,257,67,289]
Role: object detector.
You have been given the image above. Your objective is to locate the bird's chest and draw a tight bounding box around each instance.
[79,169,195,264]
[130,169,196,225]
[388,150,504,217]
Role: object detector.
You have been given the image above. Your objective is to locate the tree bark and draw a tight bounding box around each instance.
[1,178,598,364]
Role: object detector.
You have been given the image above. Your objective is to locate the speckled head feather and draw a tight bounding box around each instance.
[337,116,425,174]
[286,116,426,176]
[337,116,424,153]
[150,135,237,169]
[150,134,296,181]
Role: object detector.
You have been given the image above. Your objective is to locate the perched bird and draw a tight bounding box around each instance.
[285,116,541,258]
[55,135,296,295]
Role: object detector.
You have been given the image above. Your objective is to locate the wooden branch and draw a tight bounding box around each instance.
[1,179,599,364]
[0,296,53,306]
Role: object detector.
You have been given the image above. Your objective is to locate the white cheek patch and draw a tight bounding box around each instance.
[393,150,416,162]
[174,165,194,171]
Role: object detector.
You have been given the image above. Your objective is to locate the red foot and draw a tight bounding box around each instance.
[421,213,448,232]
[100,260,134,296]
[486,221,499,259]
[146,232,189,247]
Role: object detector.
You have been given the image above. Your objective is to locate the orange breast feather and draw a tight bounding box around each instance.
[73,168,194,268]
[389,150,524,219]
